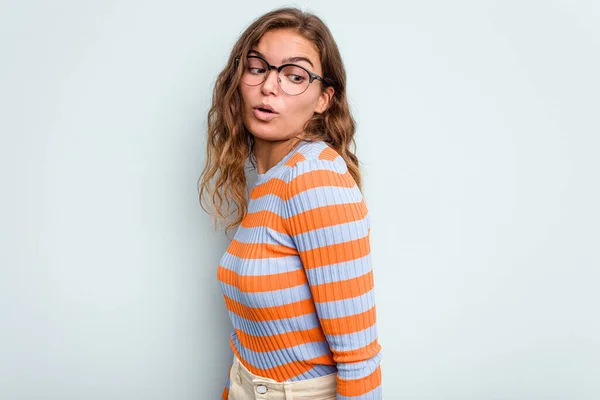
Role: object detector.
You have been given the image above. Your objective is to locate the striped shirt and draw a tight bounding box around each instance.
[218,139,382,399]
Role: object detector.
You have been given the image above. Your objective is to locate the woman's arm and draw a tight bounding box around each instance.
[283,156,383,399]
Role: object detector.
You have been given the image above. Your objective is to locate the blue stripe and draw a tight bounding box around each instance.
[292,220,369,250]
[231,331,332,370]
[247,193,285,213]
[314,289,375,319]
[305,254,372,285]
[337,352,382,380]
[293,223,369,253]
[291,158,347,179]
[227,312,321,336]
[219,252,302,275]
[234,224,295,248]
[221,284,312,308]
[249,185,362,210]
[325,324,379,352]
[284,186,363,217]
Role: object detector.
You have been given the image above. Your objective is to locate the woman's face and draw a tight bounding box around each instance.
[239,28,334,142]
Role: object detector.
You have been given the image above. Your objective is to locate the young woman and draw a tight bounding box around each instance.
[198,7,383,400]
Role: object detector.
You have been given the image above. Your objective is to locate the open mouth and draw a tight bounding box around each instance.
[257,107,274,113]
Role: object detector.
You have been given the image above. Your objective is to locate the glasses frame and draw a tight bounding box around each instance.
[235,55,333,96]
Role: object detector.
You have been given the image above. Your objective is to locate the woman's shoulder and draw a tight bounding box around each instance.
[288,140,347,175]
[284,139,359,198]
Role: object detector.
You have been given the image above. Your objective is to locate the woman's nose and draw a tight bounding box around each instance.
[261,69,280,95]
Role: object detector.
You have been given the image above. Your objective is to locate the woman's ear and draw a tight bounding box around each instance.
[315,86,335,114]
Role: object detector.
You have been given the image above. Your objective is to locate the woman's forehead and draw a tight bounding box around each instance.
[248,49,316,70]
[252,30,320,66]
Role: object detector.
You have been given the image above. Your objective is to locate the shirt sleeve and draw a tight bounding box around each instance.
[282,157,383,400]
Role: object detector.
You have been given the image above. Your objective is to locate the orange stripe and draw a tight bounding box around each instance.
[318,146,339,161]
[218,265,307,292]
[234,327,326,353]
[337,364,382,397]
[285,199,368,235]
[231,336,335,381]
[283,168,355,200]
[297,234,371,270]
[224,295,316,322]
[249,177,286,200]
[227,239,296,259]
[320,305,377,335]
[284,151,307,168]
[332,339,382,363]
[241,209,287,232]
[311,271,374,303]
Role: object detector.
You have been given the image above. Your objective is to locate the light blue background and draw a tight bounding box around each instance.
[1,1,599,399]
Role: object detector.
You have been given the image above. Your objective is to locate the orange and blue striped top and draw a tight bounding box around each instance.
[218,139,382,399]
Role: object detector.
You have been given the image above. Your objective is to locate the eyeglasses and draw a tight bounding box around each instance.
[235,55,332,96]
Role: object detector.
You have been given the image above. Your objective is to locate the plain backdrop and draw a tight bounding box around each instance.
[1,1,599,399]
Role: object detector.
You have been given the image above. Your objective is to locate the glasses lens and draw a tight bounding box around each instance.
[279,65,310,95]
[240,57,311,95]
[242,57,268,86]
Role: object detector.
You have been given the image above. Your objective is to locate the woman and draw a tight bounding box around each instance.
[198,6,383,400]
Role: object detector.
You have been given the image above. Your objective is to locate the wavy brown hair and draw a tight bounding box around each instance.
[198,6,362,238]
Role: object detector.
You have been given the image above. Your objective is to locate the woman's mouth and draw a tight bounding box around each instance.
[253,107,278,121]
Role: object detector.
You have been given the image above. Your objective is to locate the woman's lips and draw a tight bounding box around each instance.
[253,107,278,121]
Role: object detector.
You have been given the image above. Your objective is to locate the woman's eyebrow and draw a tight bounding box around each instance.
[248,50,314,68]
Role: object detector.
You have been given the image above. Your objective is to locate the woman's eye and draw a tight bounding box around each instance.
[249,67,265,74]
[288,75,304,83]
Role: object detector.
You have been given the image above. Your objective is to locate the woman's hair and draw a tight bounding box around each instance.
[198,6,362,238]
